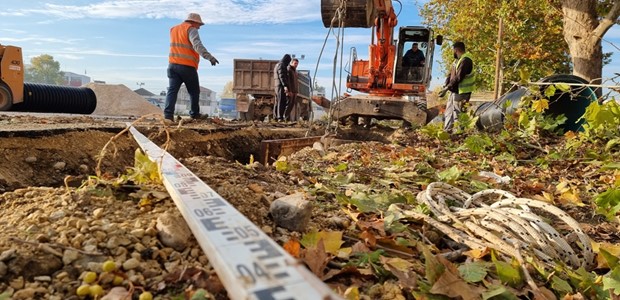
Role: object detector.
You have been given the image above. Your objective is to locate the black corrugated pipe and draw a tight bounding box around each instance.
[11,83,97,114]
[475,74,596,132]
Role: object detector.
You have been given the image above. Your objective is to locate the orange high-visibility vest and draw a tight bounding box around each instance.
[169,22,200,68]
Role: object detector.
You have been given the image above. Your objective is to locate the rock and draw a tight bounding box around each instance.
[62,250,79,265]
[269,193,313,232]
[53,161,66,170]
[122,258,140,271]
[93,208,105,219]
[79,164,89,174]
[10,277,24,289]
[130,229,145,239]
[8,253,63,280]
[12,287,36,300]
[24,156,37,163]
[156,213,192,251]
[0,261,7,278]
[0,249,16,262]
[34,276,51,282]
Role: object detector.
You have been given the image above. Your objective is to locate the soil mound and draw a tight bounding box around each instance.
[86,83,163,116]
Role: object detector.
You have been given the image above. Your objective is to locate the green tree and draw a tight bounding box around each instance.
[419,0,570,92]
[24,54,65,85]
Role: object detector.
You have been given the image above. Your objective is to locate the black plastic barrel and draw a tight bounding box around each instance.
[12,83,97,114]
[475,74,596,132]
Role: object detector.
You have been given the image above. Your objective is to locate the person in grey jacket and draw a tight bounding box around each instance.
[273,54,292,121]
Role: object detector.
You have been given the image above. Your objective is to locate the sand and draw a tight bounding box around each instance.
[85,83,163,116]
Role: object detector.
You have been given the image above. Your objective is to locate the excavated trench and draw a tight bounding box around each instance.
[0,125,318,192]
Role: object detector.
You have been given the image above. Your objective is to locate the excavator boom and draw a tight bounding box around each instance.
[320,0,442,126]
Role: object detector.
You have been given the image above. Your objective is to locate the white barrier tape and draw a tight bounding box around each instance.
[127,125,341,300]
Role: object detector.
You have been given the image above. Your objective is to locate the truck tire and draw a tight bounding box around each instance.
[0,82,13,111]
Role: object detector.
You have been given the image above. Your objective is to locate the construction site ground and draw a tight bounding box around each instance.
[0,112,619,300]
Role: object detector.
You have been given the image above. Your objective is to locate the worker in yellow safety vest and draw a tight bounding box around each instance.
[439,41,475,132]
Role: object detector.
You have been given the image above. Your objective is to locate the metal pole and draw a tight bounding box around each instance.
[493,17,504,100]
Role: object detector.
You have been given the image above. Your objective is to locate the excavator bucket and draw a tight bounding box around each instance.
[321,0,375,28]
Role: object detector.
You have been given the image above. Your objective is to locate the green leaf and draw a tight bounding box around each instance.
[603,267,620,295]
[458,262,489,283]
[190,289,210,300]
[594,187,620,221]
[493,258,523,287]
[334,162,348,172]
[605,138,620,152]
[420,244,444,284]
[555,83,571,92]
[275,160,290,172]
[482,285,518,300]
[438,166,462,183]
[544,85,557,98]
[550,275,573,294]
[600,248,620,270]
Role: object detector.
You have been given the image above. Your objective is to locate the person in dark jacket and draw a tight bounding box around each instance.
[439,41,475,132]
[273,54,292,121]
[285,58,299,121]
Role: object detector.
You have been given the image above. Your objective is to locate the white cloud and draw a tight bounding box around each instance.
[2,0,321,24]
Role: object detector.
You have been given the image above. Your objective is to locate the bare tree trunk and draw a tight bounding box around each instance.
[562,0,620,98]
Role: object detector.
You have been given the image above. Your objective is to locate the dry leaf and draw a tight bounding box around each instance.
[359,230,377,247]
[430,256,480,300]
[283,239,301,258]
[247,183,263,193]
[302,239,330,279]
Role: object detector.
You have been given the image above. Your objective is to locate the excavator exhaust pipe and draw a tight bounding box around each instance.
[321,0,375,28]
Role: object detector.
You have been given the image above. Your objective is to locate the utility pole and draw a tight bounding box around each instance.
[493,16,504,100]
[493,17,504,100]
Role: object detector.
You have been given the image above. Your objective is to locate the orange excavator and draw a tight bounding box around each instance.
[317,0,443,126]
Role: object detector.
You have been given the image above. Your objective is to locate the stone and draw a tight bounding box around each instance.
[122,258,140,271]
[12,288,35,300]
[62,250,79,265]
[0,249,16,262]
[269,192,313,232]
[93,208,105,219]
[156,212,192,251]
[25,156,37,163]
[53,161,66,170]
[0,261,7,278]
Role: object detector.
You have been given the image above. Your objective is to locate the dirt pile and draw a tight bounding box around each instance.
[86,83,162,117]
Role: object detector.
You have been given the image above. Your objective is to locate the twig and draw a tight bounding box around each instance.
[9,237,104,256]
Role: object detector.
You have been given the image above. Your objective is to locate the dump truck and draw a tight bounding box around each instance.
[0,43,96,113]
[232,59,312,121]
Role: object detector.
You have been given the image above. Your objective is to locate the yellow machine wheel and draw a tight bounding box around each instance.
[0,82,13,111]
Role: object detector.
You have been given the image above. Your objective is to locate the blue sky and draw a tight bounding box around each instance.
[1,0,619,99]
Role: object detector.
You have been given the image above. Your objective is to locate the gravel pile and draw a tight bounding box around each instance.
[86,83,163,117]
[0,186,220,299]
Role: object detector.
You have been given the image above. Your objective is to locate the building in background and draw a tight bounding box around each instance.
[63,72,91,87]
[174,85,217,116]
[134,88,165,108]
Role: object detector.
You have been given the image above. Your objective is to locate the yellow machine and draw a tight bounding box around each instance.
[0,43,97,114]
[0,44,24,111]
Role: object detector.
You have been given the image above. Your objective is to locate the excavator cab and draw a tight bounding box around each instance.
[393,26,439,90]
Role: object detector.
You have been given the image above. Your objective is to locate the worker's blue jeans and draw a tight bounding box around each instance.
[164,63,201,119]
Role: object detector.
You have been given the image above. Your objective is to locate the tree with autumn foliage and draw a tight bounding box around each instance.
[419,0,619,96]
[419,0,570,93]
